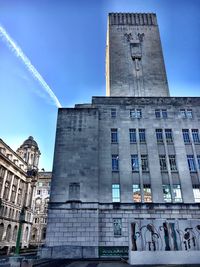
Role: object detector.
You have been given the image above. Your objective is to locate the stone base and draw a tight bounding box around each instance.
[129,251,200,265]
[39,245,98,259]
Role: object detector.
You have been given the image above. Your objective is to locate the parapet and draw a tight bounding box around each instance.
[109,13,157,26]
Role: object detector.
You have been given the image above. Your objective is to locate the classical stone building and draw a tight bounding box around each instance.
[43,13,200,264]
[30,171,51,247]
[0,136,40,253]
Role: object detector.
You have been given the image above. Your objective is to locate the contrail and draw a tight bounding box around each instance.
[0,24,62,108]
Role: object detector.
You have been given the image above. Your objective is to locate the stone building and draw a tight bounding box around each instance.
[0,136,40,253]
[43,13,200,264]
[30,171,51,247]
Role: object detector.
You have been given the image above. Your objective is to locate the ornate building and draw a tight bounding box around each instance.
[30,171,51,247]
[42,13,200,264]
[0,136,40,253]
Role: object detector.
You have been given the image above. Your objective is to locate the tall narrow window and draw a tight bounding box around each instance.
[112,155,119,171]
[129,129,136,143]
[111,108,116,118]
[162,185,172,202]
[173,185,182,202]
[143,184,152,202]
[165,129,173,143]
[180,109,187,118]
[113,218,122,236]
[193,185,200,203]
[197,155,200,170]
[162,109,168,119]
[112,184,120,202]
[169,155,177,171]
[131,155,139,171]
[141,155,148,171]
[133,184,141,202]
[111,129,118,143]
[186,109,193,119]
[155,109,161,118]
[187,155,196,172]
[159,155,167,171]
[139,129,146,143]
[156,129,163,143]
[182,129,190,143]
[192,129,200,143]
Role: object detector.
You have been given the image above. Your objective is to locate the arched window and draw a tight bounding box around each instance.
[41,227,46,240]
[35,198,41,211]
[6,224,11,242]
[12,225,18,241]
[25,226,29,242]
[0,223,4,241]
[31,228,37,241]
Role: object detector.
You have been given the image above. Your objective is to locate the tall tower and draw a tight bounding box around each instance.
[17,136,40,171]
[106,13,169,97]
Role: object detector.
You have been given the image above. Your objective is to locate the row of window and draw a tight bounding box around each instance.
[112,154,200,173]
[112,183,200,204]
[111,128,200,144]
[111,108,193,119]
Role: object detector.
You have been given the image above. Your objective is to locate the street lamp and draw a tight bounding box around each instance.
[15,207,26,255]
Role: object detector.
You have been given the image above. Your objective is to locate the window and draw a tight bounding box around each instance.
[132,184,141,202]
[187,155,196,172]
[112,155,119,171]
[111,129,118,143]
[0,166,5,178]
[165,129,173,143]
[130,109,142,119]
[173,185,182,202]
[180,109,193,119]
[169,155,177,171]
[141,155,148,171]
[111,108,116,118]
[139,129,146,143]
[163,185,172,202]
[155,109,167,119]
[155,109,161,118]
[112,184,120,202]
[11,185,16,203]
[197,155,200,170]
[186,109,193,118]
[129,129,136,143]
[143,184,152,202]
[193,185,200,203]
[156,129,163,143]
[192,129,200,143]
[37,190,41,195]
[131,155,139,171]
[182,129,190,143]
[3,181,10,200]
[159,155,167,171]
[113,218,122,236]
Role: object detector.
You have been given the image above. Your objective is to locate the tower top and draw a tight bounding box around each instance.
[106,12,169,97]
[108,13,157,26]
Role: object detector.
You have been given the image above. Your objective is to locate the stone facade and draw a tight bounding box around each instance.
[30,171,51,247]
[43,13,200,263]
[106,13,169,97]
[0,137,40,253]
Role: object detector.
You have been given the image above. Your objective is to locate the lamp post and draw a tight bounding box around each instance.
[15,207,26,255]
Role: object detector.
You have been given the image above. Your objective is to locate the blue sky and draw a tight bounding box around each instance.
[0,0,200,170]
